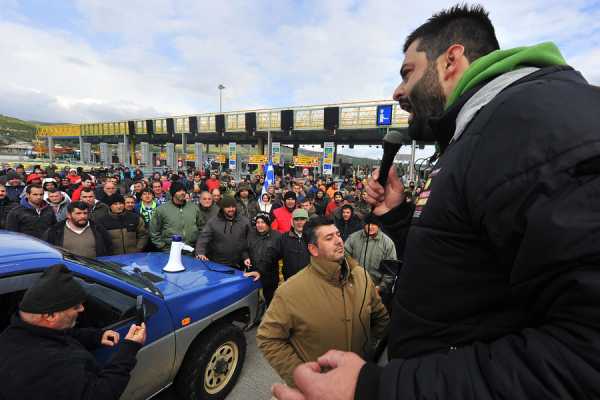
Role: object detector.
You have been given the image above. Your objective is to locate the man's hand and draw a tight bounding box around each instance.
[125,323,147,345]
[365,166,405,216]
[244,258,253,268]
[101,330,120,347]
[271,350,365,400]
[196,254,209,261]
[244,271,261,281]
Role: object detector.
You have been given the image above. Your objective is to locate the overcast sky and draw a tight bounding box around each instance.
[1,0,599,159]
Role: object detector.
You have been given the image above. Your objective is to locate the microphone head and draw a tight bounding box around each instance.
[383,130,409,145]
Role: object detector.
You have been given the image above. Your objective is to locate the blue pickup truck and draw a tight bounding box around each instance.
[0,230,261,400]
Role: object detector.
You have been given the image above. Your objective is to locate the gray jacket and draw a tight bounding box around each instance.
[344,229,397,289]
[195,210,250,269]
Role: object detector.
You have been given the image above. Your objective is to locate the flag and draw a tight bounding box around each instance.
[262,161,275,195]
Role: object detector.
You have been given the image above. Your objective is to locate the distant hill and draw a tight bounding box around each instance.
[0,115,39,144]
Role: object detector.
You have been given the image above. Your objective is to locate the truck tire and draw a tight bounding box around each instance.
[175,323,247,400]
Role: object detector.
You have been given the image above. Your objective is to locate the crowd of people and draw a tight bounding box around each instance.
[0,163,404,307]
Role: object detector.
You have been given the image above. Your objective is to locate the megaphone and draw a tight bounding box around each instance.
[163,235,195,273]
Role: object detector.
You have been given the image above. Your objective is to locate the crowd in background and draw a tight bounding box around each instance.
[0,162,419,306]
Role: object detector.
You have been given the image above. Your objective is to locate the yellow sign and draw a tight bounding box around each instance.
[214,154,226,163]
[37,124,81,137]
[293,156,320,167]
[248,155,268,164]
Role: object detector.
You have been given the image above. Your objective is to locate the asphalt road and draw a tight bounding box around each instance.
[156,327,281,400]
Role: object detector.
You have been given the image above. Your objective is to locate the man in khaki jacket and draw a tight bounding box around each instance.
[256,216,389,386]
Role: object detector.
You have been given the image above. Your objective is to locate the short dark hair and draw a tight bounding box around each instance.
[67,201,89,213]
[26,184,43,194]
[46,188,59,194]
[404,4,499,63]
[80,187,95,195]
[341,204,354,212]
[141,188,153,196]
[304,216,335,245]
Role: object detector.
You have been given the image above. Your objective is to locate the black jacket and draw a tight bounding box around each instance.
[273,229,311,280]
[0,314,140,400]
[335,214,363,242]
[5,199,57,239]
[356,66,600,399]
[247,228,281,287]
[195,210,250,269]
[0,197,17,229]
[43,220,112,257]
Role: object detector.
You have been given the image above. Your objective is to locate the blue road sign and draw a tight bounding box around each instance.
[376,104,393,126]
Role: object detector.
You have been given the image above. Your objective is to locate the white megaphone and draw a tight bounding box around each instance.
[163,235,195,273]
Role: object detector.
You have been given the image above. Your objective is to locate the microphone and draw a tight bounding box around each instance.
[377,130,408,188]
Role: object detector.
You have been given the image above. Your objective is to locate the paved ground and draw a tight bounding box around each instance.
[156,327,281,400]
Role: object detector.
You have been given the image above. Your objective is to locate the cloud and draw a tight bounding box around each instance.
[0,0,598,162]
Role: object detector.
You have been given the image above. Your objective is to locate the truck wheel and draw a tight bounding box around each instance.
[175,323,247,400]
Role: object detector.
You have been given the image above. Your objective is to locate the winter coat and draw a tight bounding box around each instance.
[247,228,281,287]
[335,214,363,242]
[5,183,25,202]
[43,220,112,257]
[149,200,205,251]
[313,196,329,216]
[0,314,141,400]
[272,229,311,280]
[0,197,17,229]
[198,203,219,223]
[195,210,250,269]
[89,201,110,223]
[344,229,397,289]
[235,189,258,220]
[256,256,389,386]
[355,63,600,399]
[271,206,294,234]
[5,197,57,239]
[96,211,148,255]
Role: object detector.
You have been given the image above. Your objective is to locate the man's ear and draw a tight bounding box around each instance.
[439,44,467,82]
[308,243,319,257]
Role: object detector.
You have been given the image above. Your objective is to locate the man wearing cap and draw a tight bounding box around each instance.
[5,184,57,239]
[3,171,25,202]
[195,195,251,270]
[149,181,205,252]
[96,193,148,255]
[271,191,298,234]
[246,212,282,306]
[271,208,311,281]
[0,264,146,400]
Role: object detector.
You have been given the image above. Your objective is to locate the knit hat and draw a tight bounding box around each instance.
[220,195,237,208]
[292,208,309,220]
[283,191,297,201]
[169,181,186,197]
[105,193,125,206]
[26,173,41,184]
[253,212,272,226]
[20,264,87,314]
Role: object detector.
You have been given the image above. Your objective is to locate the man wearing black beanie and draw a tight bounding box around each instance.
[0,264,146,400]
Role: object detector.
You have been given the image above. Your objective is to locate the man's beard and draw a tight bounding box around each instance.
[407,62,446,142]
[72,219,88,228]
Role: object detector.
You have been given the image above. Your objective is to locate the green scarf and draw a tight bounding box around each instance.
[446,42,567,108]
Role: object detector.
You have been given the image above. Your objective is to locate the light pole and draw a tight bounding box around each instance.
[218,84,225,112]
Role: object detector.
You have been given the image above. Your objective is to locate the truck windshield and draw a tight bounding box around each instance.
[62,250,162,297]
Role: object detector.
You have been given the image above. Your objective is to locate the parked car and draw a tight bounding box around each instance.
[0,230,260,400]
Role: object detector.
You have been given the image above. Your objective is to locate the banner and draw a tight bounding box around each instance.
[323,142,334,175]
[293,155,320,167]
[214,154,226,163]
[248,155,268,165]
[228,142,236,170]
[271,142,281,165]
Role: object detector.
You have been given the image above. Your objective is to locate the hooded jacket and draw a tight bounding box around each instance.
[334,210,363,241]
[247,227,281,284]
[5,197,57,239]
[257,256,389,386]
[45,193,70,223]
[195,209,250,269]
[344,229,397,289]
[271,205,295,234]
[356,43,600,400]
[234,185,258,220]
[149,200,205,251]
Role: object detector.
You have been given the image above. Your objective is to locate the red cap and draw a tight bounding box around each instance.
[26,173,41,184]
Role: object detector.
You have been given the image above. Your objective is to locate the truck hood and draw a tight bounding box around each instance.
[98,252,260,299]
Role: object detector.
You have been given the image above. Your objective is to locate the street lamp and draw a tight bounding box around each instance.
[218,84,226,112]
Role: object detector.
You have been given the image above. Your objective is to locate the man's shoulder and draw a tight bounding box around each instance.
[276,268,314,297]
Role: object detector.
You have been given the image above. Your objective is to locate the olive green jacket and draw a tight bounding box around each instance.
[149,201,205,251]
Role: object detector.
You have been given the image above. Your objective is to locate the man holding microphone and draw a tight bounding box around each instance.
[273,4,600,400]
